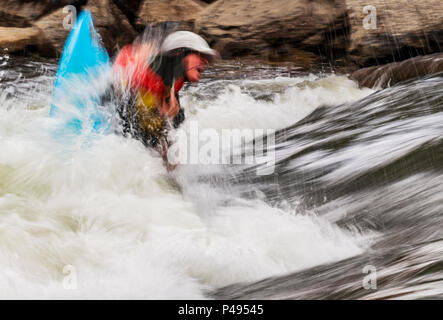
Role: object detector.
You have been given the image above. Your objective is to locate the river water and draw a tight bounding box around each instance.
[1,53,442,299]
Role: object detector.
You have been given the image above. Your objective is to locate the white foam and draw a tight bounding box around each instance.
[181,75,373,131]
[0,72,373,298]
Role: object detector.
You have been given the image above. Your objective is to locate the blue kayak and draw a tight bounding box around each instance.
[50,10,111,136]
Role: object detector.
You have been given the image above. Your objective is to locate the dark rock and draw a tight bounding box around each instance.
[194,0,349,67]
[112,0,143,27]
[350,53,443,88]
[0,26,51,55]
[135,0,207,31]
[0,10,32,28]
[85,0,138,54]
[346,0,443,67]
[30,0,137,56]
[0,0,87,21]
[33,8,73,55]
[3,0,442,77]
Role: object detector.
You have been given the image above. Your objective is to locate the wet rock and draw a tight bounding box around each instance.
[1,0,86,21]
[351,53,443,88]
[33,8,72,55]
[111,0,143,27]
[3,0,442,75]
[194,0,348,67]
[135,0,207,31]
[0,27,45,54]
[0,9,48,55]
[0,1,87,56]
[31,0,137,56]
[0,10,32,28]
[346,0,443,67]
[85,0,138,54]
[1,0,57,21]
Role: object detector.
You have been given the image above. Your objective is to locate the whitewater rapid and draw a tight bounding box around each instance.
[0,57,374,298]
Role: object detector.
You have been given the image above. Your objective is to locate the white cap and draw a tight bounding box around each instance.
[160,31,218,58]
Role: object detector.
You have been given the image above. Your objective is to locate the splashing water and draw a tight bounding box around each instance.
[1,55,381,299]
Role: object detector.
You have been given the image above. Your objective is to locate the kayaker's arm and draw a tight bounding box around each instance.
[159,85,180,119]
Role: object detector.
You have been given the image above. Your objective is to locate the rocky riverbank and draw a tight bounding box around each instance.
[1,0,442,88]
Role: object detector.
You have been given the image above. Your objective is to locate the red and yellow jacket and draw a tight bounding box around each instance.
[113,44,185,135]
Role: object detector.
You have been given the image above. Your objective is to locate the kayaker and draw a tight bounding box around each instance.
[113,31,219,169]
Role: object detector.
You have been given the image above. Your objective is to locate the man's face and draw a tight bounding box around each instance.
[183,53,208,82]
